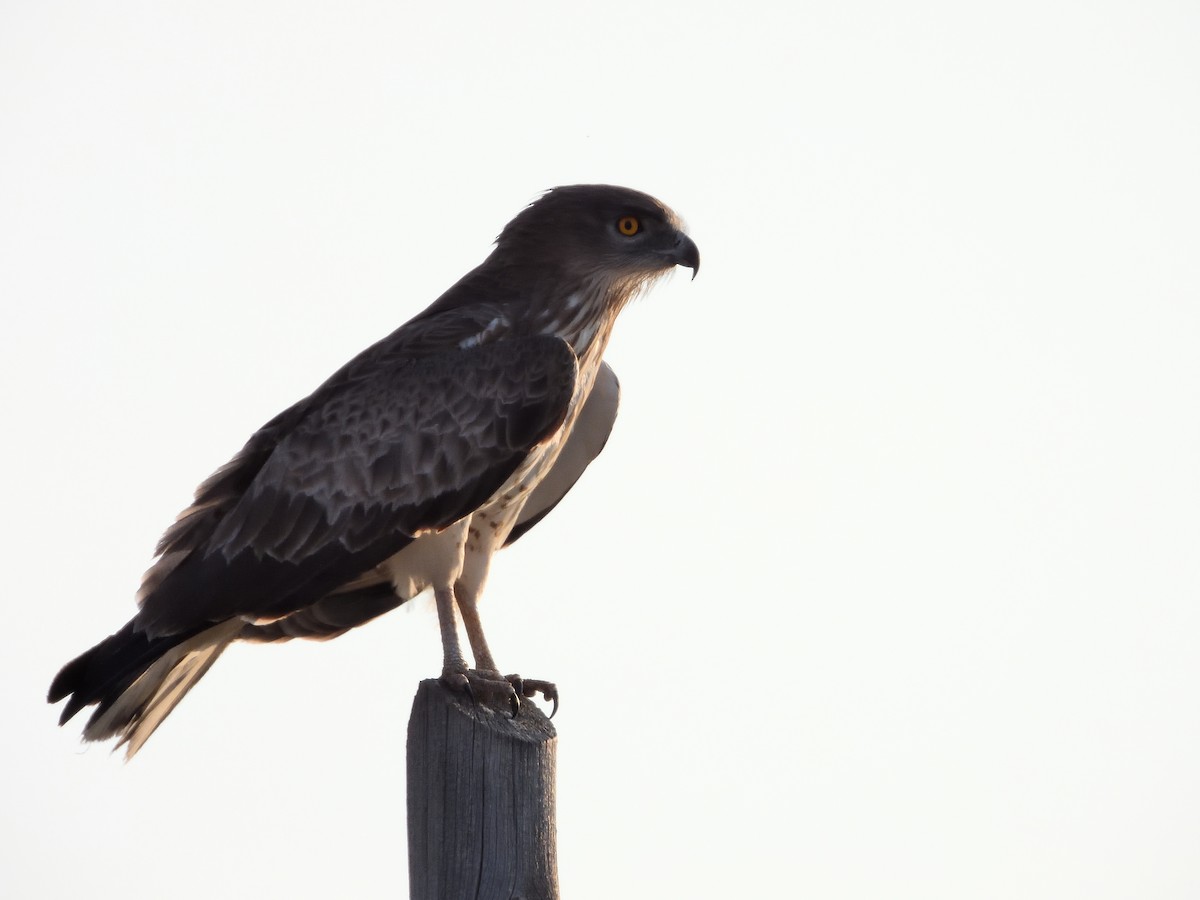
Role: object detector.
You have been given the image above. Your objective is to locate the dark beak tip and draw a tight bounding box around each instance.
[674,233,700,280]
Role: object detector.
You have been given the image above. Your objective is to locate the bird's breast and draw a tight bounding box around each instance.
[465,335,610,554]
[375,337,611,604]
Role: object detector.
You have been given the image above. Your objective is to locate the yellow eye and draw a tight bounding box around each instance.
[617,216,640,236]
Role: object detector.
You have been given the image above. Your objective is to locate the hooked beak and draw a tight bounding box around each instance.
[668,232,700,279]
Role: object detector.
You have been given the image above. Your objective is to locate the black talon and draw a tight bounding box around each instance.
[504,674,523,717]
[504,675,558,718]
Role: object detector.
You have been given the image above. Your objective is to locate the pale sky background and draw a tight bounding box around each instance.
[3,2,1198,898]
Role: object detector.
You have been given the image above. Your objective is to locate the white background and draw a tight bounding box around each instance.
[3,2,1198,897]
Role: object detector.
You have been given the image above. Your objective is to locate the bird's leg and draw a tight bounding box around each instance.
[455,580,500,676]
[456,580,559,718]
[437,580,521,713]
[434,585,471,690]
[448,580,519,714]
[435,585,532,716]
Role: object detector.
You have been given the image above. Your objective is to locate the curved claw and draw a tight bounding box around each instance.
[506,675,558,718]
[533,682,558,719]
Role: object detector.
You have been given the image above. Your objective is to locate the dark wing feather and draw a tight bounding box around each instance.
[239,363,620,644]
[240,582,401,642]
[134,335,578,638]
[138,295,514,605]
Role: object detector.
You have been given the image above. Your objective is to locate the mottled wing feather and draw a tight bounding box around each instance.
[239,362,620,644]
[135,335,578,637]
[137,303,513,605]
[137,402,314,605]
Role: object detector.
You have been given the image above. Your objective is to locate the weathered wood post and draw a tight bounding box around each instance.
[406,679,558,900]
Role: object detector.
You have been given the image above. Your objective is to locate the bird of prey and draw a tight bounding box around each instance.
[48,184,699,758]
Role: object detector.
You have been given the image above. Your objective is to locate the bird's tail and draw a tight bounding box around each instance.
[49,618,241,759]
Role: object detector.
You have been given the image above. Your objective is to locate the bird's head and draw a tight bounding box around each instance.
[493,184,700,285]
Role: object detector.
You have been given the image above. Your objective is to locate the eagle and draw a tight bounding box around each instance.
[48,184,700,757]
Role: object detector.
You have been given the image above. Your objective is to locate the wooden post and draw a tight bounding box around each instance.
[406,679,559,900]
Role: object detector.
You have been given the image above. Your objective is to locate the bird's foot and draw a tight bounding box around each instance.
[440,667,521,716]
[438,668,558,718]
[505,674,559,719]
